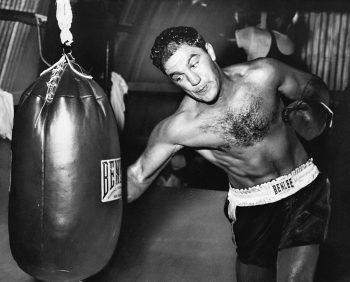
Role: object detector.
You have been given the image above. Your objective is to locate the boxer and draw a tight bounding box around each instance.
[127,26,332,281]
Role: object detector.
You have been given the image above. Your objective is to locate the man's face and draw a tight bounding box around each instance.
[163,43,220,103]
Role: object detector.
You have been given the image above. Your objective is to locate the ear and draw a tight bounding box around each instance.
[205,43,216,61]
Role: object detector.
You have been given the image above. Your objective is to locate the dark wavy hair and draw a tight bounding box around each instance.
[150,26,206,74]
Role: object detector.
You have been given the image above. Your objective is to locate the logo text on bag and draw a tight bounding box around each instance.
[101,158,122,202]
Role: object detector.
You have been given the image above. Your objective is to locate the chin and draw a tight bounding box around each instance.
[205,96,218,104]
[188,87,218,103]
[203,90,219,104]
[194,95,216,104]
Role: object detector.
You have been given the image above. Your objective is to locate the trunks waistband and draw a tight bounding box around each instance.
[227,158,319,221]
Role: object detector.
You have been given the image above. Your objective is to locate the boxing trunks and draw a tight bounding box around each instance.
[224,159,331,267]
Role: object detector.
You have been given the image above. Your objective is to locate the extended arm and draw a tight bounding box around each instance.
[127,118,183,202]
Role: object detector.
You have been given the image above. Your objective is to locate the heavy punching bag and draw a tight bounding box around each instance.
[8,2,122,281]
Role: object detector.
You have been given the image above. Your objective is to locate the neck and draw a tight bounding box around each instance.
[214,70,235,105]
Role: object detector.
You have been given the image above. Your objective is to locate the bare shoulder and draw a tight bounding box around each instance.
[153,103,198,146]
[250,58,313,87]
[222,62,251,78]
[249,57,279,72]
[250,57,311,78]
[224,58,280,84]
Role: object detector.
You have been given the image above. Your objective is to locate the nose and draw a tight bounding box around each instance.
[187,71,200,86]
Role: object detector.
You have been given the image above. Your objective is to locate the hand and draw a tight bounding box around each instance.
[282,100,328,140]
[127,182,144,203]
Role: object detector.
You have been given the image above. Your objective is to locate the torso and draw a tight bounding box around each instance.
[172,61,308,189]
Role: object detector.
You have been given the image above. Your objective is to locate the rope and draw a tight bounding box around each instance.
[56,0,73,46]
[40,54,92,79]
[40,0,93,78]
[36,54,92,127]
[40,55,65,76]
[33,0,93,127]
[64,53,92,79]
[55,0,92,78]
[35,56,67,128]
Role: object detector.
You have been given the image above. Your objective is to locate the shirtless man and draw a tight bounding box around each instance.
[127,26,332,281]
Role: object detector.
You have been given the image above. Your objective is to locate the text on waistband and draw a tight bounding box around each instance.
[272,177,294,195]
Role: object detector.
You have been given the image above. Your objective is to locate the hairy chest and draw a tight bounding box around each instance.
[200,94,280,148]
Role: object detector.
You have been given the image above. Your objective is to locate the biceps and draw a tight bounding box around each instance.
[278,77,300,100]
[271,60,313,100]
[278,71,312,100]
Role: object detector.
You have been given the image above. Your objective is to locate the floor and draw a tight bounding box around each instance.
[88,187,236,282]
[1,94,350,282]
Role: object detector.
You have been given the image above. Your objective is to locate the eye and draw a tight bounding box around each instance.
[173,75,183,82]
[190,61,199,69]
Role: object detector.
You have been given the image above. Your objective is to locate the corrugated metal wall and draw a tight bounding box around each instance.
[301,11,350,91]
[0,0,43,91]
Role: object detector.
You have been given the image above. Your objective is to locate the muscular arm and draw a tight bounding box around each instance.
[276,62,330,106]
[263,58,332,140]
[127,117,183,202]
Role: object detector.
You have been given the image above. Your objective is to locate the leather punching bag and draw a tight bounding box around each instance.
[8,56,123,282]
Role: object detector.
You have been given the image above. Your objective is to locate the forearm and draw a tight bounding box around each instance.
[127,164,153,203]
[126,120,182,202]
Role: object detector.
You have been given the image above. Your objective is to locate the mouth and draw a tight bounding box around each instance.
[194,84,208,94]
